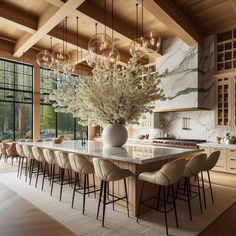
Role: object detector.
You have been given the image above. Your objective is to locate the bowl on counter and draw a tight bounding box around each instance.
[137,135,145,140]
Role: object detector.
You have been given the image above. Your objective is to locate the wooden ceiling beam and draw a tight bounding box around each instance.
[140,0,204,46]
[13,0,86,57]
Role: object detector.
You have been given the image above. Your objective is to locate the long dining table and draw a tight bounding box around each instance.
[20,140,202,216]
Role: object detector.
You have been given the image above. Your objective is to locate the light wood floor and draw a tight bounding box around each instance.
[0,159,236,236]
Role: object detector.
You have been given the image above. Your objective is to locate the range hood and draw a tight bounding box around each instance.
[154,36,215,112]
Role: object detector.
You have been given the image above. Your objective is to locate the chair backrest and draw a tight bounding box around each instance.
[205,151,221,170]
[93,158,121,181]
[16,143,24,157]
[54,151,70,169]
[25,139,33,142]
[68,153,94,174]
[22,145,34,159]
[183,153,207,177]
[1,142,11,154]
[2,139,14,143]
[32,146,45,162]
[156,159,188,186]
[17,139,25,142]
[43,149,55,164]
[6,143,18,156]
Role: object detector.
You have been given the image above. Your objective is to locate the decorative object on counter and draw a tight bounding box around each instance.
[102,124,128,147]
[223,133,230,144]
[182,117,191,130]
[215,136,222,144]
[229,135,236,144]
[53,135,64,144]
[145,134,149,139]
[137,134,145,140]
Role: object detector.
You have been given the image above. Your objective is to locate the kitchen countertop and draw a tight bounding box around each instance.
[198,142,236,149]
[20,140,200,164]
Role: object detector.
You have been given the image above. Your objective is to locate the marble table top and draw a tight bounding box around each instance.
[19,140,200,164]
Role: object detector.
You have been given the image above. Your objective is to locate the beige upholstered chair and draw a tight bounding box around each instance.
[32,147,45,188]
[22,144,35,184]
[137,159,187,235]
[93,158,132,227]
[180,153,207,221]
[52,151,71,201]
[2,139,14,143]
[16,143,26,178]
[1,142,11,162]
[200,151,220,208]
[68,153,97,214]
[6,142,18,165]
[42,149,55,191]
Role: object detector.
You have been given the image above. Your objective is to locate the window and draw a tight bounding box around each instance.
[40,68,87,140]
[0,58,33,141]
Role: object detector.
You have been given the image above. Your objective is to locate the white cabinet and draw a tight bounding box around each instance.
[139,113,161,128]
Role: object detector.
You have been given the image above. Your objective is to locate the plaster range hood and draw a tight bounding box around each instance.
[154,37,215,113]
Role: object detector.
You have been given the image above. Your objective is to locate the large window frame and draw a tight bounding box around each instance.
[0,58,33,140]
[39,68,87,140]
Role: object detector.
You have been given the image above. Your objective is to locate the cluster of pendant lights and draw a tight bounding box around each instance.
[37,0,161,72]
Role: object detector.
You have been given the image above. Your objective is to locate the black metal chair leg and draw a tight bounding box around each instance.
[97,180,104,219]
[35,161,40,188]
[201,171,206,209]
[71,172,78,208]
[17,157,21,177]
[197,175,203,213]
[124,178,129,217]
[50,164,55,196]
[41,162,47,191]
[137,181,144,223]
[186,177,192,220]
[87,175,90,197]
[29,160,35,185]
[82,174,87,214]
[112,181,115,210]
[163,186,168,235]
[59,168,64,201]
[20,157,25,179]
[102,181,107,227]
[171,184,179,228]
[27,159,32,183]
[207,170,214,204]
[93,174,96,198]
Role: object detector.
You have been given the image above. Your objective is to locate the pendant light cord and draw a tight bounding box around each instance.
[112,0,113,39]
[104,0,106,35]
[50,37,52,51]
[142,0,144,37]
[65,16,68,54]
[136,3,138,38]
[76,16,79,77]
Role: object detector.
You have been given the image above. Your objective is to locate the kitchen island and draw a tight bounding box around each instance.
[22,140,202,216]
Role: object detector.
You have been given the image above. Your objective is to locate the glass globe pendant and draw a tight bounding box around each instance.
[52,45,70,68]
[88,33,114,63]
[145,31,161,53]
[86,54,96,67]
[103,47,120,68]
[36,50,52,68]
[129,37,148,59]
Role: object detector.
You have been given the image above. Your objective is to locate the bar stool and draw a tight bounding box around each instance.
[201,151,220,208]
[22,144,35,184]
[68,153,98,214]
[42,148,56,191]
[32,146,45,188]
[6,142,18,165]
[137,159,187,235]
[178,153,207,221]
[16,143,26,178]
[52,151,71,201]
[93,158,133,227]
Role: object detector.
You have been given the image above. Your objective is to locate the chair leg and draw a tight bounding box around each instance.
[124,178,129,217]
[93,174,96,198]
[82,174,87,215]
[172,184,179,228]
[50,164,55,196]
[59,168,64,201]
[41,162,47,191]
[163,186,168,235]
[102,181,107,227]
[186,177,192,221]
[97,180,104,220]
[112,181,115,210]
[207,170,214,204]
[35,161,40,188]
[137,181,144,223]
[197,174,203,213]
[156,185,161,210]
[11,156,13,165]
[87,174,90,197]
[20,157,25,179]
[29,160,35,185]
[17,157,21,178]
[201,171,206,209]
[175,180,180,199]
[71,172,78,208]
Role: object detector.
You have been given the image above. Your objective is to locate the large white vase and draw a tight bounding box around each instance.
[102,124,128,147]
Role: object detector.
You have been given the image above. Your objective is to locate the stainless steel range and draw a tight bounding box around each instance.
[152,138,206,149]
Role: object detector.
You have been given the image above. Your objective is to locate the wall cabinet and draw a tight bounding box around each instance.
[215,74,236,127]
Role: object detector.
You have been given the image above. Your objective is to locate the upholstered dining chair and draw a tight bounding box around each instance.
[137,159,187,235]
[6,142,18,165]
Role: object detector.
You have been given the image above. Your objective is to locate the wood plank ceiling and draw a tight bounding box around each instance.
[0,0,235,71]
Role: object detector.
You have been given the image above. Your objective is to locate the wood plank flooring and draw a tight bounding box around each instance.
[0,160,236,235]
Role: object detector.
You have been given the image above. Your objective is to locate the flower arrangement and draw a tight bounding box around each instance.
[46,57,165,126]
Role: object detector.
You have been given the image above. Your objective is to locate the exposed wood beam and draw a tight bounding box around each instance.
[230,0,236,13]
[140,0,204,46]
[13,0,86,57]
